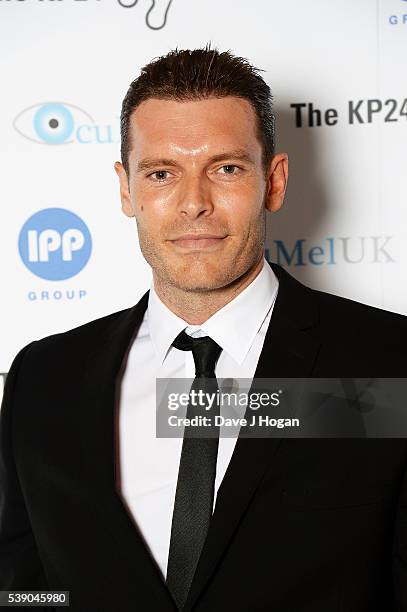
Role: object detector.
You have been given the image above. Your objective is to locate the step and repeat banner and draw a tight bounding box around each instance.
[1,0,406,395]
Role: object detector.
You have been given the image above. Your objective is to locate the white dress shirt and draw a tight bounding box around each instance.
[116,258,279,579]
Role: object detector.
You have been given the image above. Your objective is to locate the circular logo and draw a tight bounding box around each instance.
[33,103,75,144]
[18,208,92,280]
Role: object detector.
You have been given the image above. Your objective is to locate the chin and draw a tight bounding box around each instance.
[170,267,235,292]
[151,250,246,291]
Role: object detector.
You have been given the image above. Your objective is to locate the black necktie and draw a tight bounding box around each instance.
[166,329,223,611]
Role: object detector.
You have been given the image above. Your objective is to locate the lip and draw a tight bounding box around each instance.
[172,234,225,240]
[169,234,227,250]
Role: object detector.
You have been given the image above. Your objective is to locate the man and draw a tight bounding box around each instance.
[1,46,407,612]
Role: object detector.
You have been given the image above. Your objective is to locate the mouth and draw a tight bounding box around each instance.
[169,234,228,250]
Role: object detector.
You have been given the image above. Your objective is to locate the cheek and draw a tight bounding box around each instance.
[132,187,170,224]
[134,204,175,247]
[215,187,263,231]
[214,178,263,210]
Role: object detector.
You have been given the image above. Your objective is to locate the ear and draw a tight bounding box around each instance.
[264,153,289,213]
[114,161,134,218]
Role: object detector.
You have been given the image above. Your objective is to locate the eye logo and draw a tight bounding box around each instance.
[13,102,102,145]
[18,208,92,280]
[32,103,75,144]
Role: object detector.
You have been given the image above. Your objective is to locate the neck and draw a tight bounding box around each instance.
[152,254,265,325]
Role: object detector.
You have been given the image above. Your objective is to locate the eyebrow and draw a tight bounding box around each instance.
[135,149,255,173]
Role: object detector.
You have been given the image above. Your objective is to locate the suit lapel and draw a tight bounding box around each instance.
[83,293,177,609]
[183,263,322,611]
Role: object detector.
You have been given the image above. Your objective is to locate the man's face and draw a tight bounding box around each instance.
[115,96,287,292]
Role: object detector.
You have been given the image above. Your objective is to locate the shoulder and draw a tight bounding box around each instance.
[271,261,407,336]
[312,288,407,335]
[271,257,407,374]
[309,288,407,375]
[11,306,133,372]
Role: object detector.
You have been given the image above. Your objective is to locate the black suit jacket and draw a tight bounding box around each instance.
[1,261,407,612]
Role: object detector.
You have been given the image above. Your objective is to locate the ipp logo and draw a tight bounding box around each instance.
[18,208,92,280]
[13,102,118,145]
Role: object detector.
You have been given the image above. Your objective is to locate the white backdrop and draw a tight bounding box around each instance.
[1,0,406,396]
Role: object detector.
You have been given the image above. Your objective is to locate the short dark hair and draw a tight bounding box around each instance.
[119,44,275,175]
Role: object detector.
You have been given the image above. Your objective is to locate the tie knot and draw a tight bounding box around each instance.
[172,329,222,377]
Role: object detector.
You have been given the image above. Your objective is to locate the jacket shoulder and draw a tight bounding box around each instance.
[18,306,134,362]
[313,288,407,332]
[309,288,407,375]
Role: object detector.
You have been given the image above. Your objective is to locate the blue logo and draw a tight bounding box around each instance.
[18,208,92,280]
[33,103,75,144]
[13,102,119,145]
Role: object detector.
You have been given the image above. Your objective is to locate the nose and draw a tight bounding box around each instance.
[176,174,214,219]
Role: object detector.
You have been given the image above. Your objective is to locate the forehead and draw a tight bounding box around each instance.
[128,96,261,160]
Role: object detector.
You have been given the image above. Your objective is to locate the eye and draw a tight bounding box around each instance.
[217,165,241,176]
[13,102,94,145]
[148,170,172,182]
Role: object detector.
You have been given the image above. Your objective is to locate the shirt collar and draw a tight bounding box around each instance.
[147,257,279,367]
